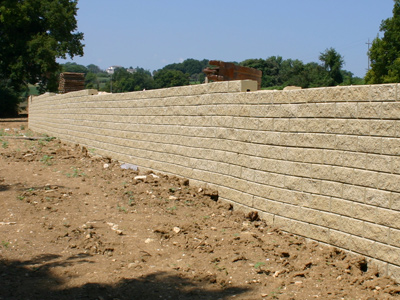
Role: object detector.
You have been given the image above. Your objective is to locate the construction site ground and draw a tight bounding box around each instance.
[1,117,399,300]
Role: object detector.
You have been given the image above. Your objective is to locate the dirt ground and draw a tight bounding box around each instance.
[0,117,400,300]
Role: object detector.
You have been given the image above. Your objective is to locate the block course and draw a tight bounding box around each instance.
[29,81,400,281]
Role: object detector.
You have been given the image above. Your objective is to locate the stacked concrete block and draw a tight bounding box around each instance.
[29,81,400,281]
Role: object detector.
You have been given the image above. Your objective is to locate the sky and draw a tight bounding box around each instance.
[60,0,395,78]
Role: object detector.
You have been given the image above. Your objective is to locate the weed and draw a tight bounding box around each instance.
[214,263,228,275]
[20,125,25,130]
[128,197,135,206]
[42,136,55,142]
[0,129,10,136]
[37,139,47,147]
[1,241,10,248]
[66,167,85,178]
[40,155,53,166]
[16,195,25,201]
[254,262,266,269]
[167,205,177,211]
[125,191,135,206]
[169,187,176,193]
[1,140,8,149]
[117,204,128,213]
[24,130,34,137]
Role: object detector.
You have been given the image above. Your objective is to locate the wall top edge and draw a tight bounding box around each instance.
[32,82,399,102]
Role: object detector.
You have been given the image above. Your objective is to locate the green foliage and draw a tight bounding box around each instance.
[87,64,102,74]
[319,47,344,85]
[0,0,84,93]
[85,72,99,89]
[40,155,53,166]
[241,53,346,89]
[0,82,22,117]
[366,0,400,83]
[62,62,88,74]
[1,139,8,149]
[102,68,155,92]
[161,58,208,83]
[153,69,190,88]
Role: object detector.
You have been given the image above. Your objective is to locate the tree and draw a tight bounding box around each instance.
[161,59,208,83]
[365,0,400,83]
[0,0,84,94]
[102,68,154,93]
[62,62,88,74]
[319,48,344,85]
[153,70,189,88]
[87,64,102,74]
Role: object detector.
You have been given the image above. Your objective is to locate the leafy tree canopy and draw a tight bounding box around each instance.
[62,62,88,74]
[365,0,400,83]
[153,69,190,89]
[319,47,344,85]
[0,0,84,92]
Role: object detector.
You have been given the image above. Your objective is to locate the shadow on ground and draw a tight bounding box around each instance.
[0,116,28,122]
[0,254,250,300]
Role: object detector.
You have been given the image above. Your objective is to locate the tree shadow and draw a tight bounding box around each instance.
[0,254,250,300]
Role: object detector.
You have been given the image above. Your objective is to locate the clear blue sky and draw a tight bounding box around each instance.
[60,0,395,78]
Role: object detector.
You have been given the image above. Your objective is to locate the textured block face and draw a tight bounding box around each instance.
[28,84,400,282]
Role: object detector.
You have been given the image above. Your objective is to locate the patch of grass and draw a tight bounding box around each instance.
[254,262,266,269]
[124,191,135,206]
[16,195,25,201]
[1,139,8,149]
[167,205,177,211]
[66,167,85,178]
[40,155,53,166]
[1,241,10,248]
[117,204,128,213]
[42,135,56,142]
[24,130,34,137]
[0,129,10,136]
[20,125,25,130]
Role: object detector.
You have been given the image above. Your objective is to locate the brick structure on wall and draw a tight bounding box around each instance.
[28,81,400,281]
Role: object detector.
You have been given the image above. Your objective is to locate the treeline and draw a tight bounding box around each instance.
[61,59,209,92]
[241,49,364,89]
[61,49,363,94]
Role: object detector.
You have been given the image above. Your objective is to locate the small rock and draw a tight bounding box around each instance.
[198,188,203,193]
[273,270,284,278]
[103,163,109,169]
[173,227,181,233]
[295,281,303,285]
[145,238,154,244]
[127,263,136,269]
[120,163,138,171]
[134,175,147,180]
[169,196,178,200]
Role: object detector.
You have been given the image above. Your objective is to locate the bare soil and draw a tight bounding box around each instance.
[1,117,400,300]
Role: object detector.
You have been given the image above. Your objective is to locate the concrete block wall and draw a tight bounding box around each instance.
[29,81,400,280]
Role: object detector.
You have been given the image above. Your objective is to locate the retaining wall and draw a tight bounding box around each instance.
[28,80,400,280]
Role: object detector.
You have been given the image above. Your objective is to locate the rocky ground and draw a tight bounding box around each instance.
[1,117,400,300]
